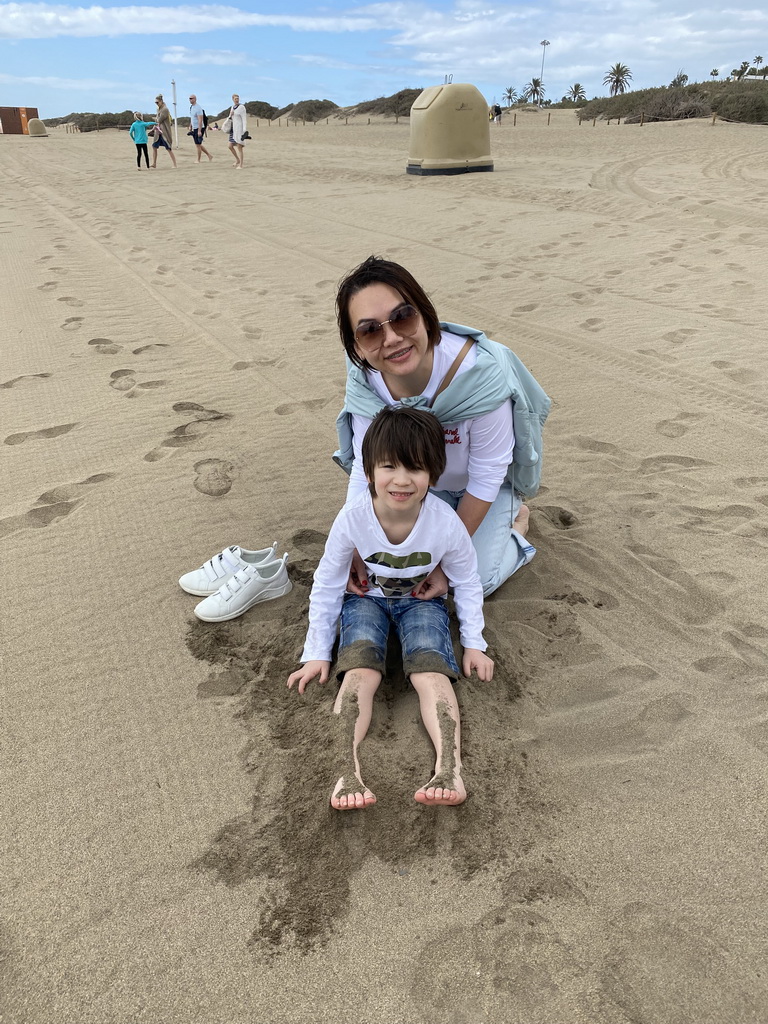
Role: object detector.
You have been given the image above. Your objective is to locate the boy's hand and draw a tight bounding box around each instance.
[462,649,494,682]
[411,562,449,600]
[346,548,369,596]
[287,661,331,694]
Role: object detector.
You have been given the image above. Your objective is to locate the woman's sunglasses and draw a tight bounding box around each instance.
[353,304,420,348]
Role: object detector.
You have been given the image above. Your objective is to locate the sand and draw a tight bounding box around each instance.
[2,109,768,1023]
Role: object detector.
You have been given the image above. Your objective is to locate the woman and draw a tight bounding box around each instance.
[151,94,177,169]
[227,93,247,169]
[334,256,550,597]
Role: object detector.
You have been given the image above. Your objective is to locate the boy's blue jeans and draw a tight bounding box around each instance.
[336,593,461,683]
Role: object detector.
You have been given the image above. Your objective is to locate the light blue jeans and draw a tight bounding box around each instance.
[431,482,536,597]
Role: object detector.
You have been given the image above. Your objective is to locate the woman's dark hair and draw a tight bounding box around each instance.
[336,255,441,370]
[362,406,446,490]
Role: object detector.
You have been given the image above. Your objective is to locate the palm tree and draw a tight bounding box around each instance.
[523,78,545,104]
[755,56,763,72]
[603,63,632,96]
[670,69,688,87]
[738,60,750,79]
[503,86,517,106]
[710,68,719,79]
[568,83,586,101]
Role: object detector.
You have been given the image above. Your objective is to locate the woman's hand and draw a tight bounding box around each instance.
[411,563,449,600]
[462,649,494,682]
[287,660,330,694]
[346,548,369,597]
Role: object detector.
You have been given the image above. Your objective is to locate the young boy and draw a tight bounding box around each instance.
[287,406,494,810]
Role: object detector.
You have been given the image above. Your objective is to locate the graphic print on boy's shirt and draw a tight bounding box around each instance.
[364,550,432,598]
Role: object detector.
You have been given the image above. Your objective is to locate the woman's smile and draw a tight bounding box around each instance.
[348,283,433,393]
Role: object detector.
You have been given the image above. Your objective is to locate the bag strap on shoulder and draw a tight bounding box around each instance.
[430,338,474,406]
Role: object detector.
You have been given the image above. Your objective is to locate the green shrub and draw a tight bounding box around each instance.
[711,85,768,123]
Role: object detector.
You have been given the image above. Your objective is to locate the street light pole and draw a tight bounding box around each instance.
[171,78,178,148]
[539,39,550,109]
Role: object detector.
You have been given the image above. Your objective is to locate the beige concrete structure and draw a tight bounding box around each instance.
[27,117,48,137]
[406,82,493,175]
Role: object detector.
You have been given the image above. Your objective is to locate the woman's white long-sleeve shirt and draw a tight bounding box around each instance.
[301,491,487,663]
[348,331,514,504]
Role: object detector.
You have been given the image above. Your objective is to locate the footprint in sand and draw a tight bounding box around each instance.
[513,303,538,313]
[4,423,77,446]
[538,505,579,530]
[600,903,768,1022]
[232,361,252,371]
[579,318,604,332]
[37,281,58,292]
[56,296,84,308]
[1,373,52,389]
[132,343,169,355]
[89,338,123,355]
[655,411,702,438]
[242,326,263,339]
[193,458,235,496]
[110,370,167,397]
[275,398,326,417]
[638,454,711,475]
[288,527,328,583]
[0,472,115,541]
[678,503,757,534]
[61,317,84,331]
[573,436,618,454]
[144,402,231,462]
[109,369,136,392]
[711,359,753,385]
[663,328,697,346]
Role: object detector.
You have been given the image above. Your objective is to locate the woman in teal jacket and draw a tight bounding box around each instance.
[335,256,550,597]
[129,112,156,170]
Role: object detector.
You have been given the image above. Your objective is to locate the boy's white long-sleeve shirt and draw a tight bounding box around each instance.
[301,491,487,663]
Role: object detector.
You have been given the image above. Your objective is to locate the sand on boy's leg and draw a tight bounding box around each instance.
[330,668,381,810]
[411,672,466,806]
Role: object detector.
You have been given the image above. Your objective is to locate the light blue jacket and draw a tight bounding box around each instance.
[129,120,155,145]
[334,322,551,498]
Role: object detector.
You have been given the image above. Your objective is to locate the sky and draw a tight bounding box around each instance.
[0,0,765,119]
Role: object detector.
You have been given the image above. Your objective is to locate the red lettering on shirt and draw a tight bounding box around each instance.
[444,427,461,445]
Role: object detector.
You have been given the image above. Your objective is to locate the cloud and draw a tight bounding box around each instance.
[161,45,249,65]
[0,3,385,40]
[292,53,370,71]
[0,70,118,87]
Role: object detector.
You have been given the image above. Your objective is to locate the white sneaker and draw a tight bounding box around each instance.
[193,553,292,622]
[179,543,278,596]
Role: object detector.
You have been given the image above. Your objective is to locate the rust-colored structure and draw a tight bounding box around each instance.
[0,107,40,134]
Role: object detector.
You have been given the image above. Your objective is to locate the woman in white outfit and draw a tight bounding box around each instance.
[228,93,247,169]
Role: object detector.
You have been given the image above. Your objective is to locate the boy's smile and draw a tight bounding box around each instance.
[371,462,431,516]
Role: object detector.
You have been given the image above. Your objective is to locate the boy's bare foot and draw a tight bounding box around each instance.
[331,773,376,810]
[513,504,530,537]
[415,771,466,806]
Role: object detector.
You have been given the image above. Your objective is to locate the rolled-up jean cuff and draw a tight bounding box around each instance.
[335,640,385,681]
[402,650,459,684]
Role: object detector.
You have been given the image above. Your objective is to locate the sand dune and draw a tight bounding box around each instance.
[2,110,767,1023]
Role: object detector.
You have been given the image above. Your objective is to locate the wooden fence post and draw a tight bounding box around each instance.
[711,112,717,125]
[547,112,551,125]
[513,113,517,126]
[640,111,644,126]
[593,117,596,127]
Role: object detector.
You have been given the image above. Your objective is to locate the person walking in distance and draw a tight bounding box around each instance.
[227,93,247,169]
[151,94,177,169]
[188,94,212,163]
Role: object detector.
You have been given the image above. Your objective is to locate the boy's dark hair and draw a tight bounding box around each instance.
[336,255,442,371]
[362,406,446,492]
